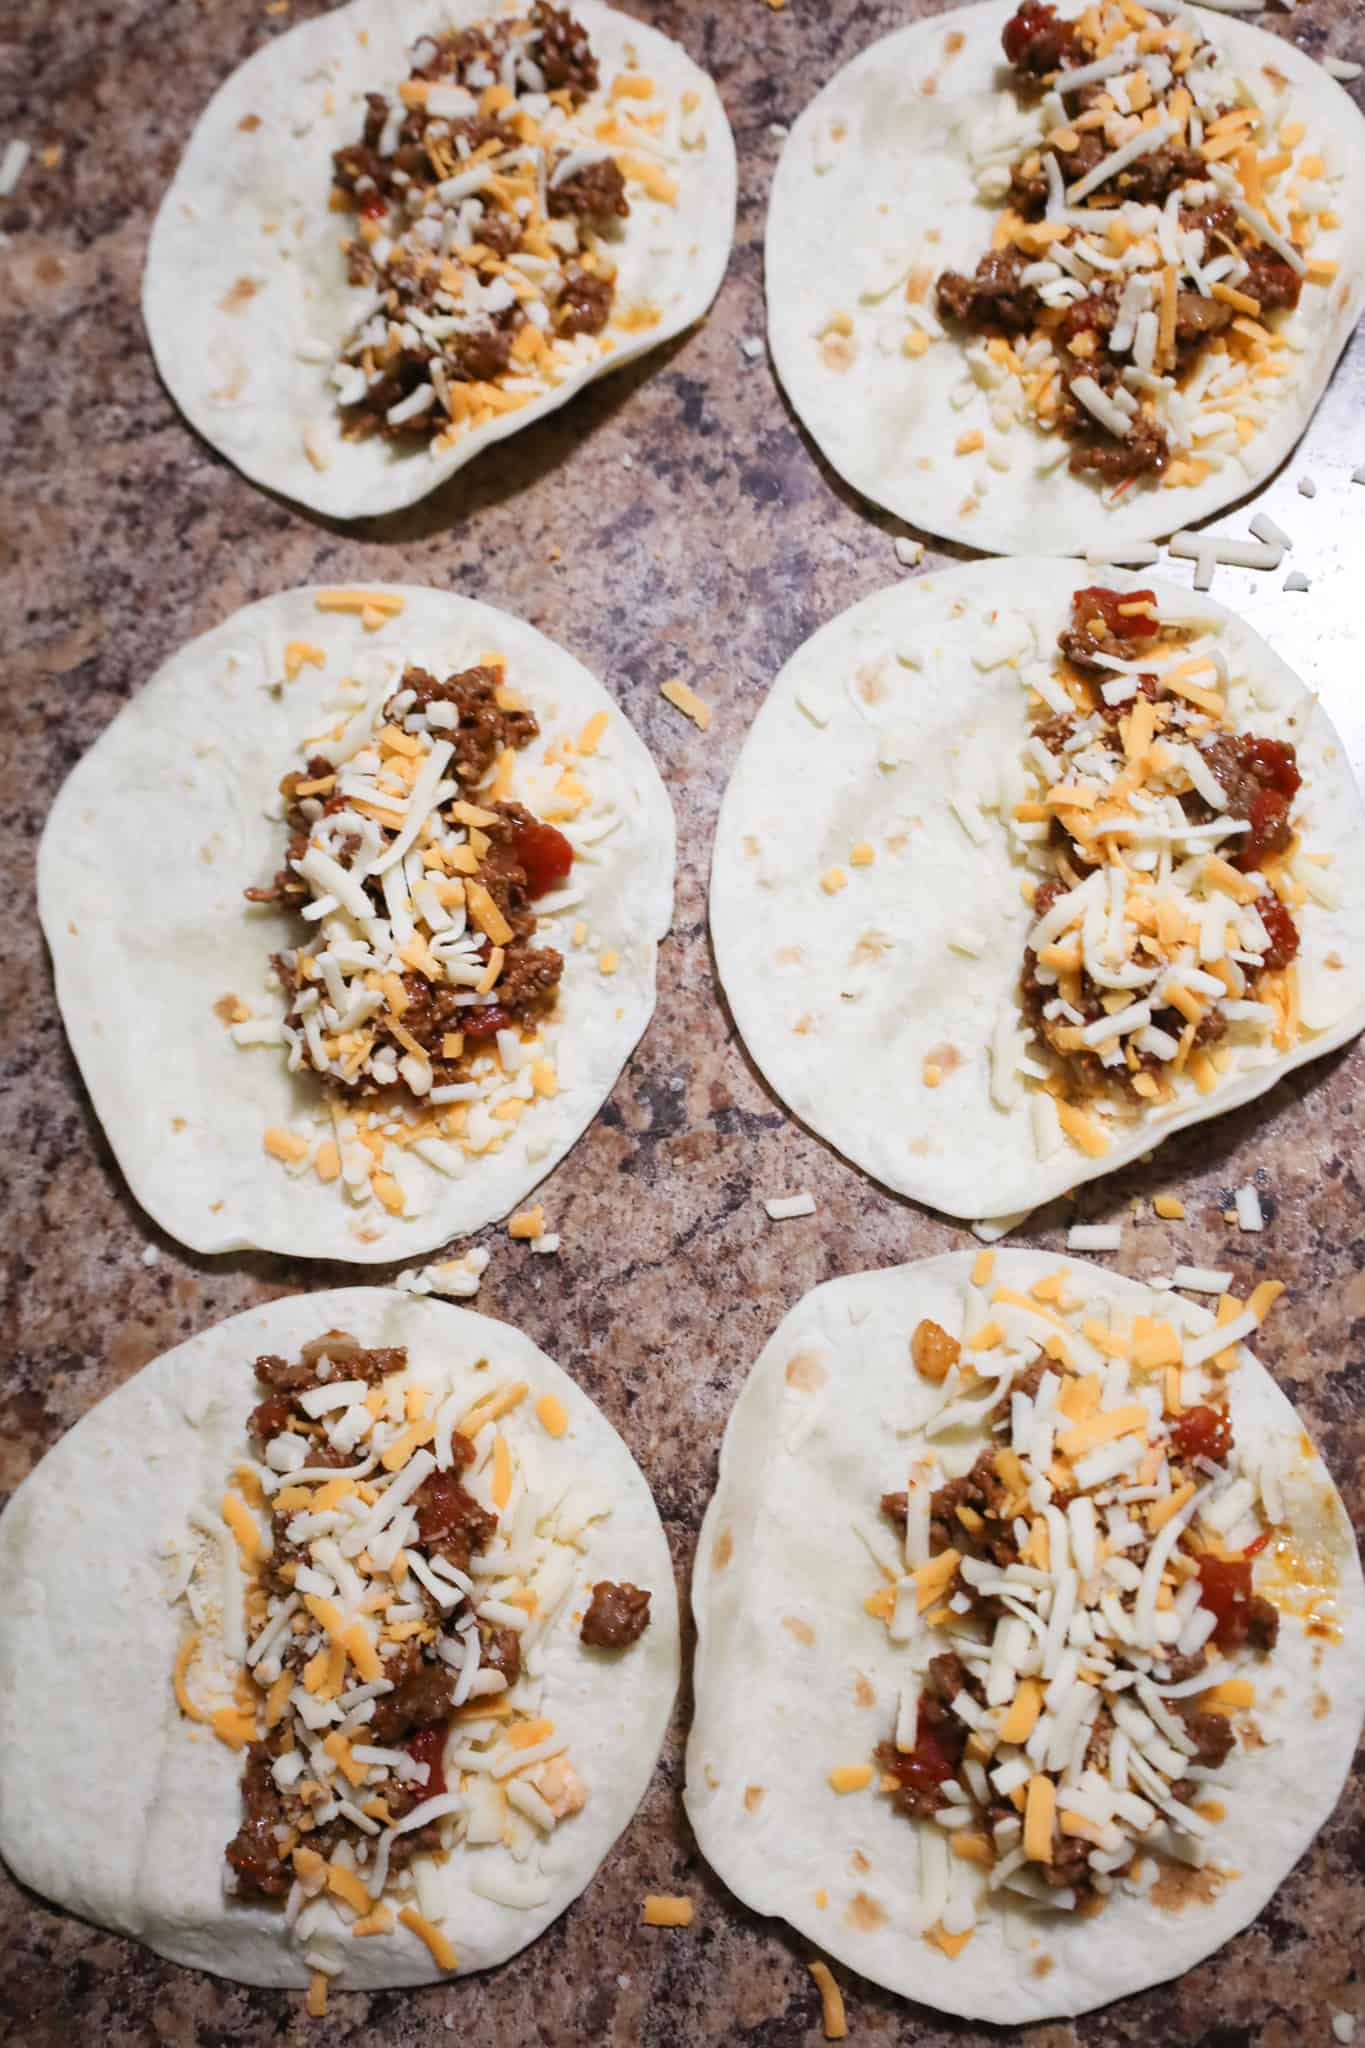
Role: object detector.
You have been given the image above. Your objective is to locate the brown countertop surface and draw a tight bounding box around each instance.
[3,0,1363,2041]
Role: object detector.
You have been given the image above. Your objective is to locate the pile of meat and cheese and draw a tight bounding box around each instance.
[851,1257,1305,1952]
[994,583,1326,1162]
[329,2,689,448]
[235,600,611,1219]
[170,1331,652,2004]
[930,0,1342,489]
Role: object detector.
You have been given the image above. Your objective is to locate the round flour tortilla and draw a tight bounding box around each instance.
[38,585,674,1260]
[0,1288,679,1988]
[686,1250,1365,2022]
[144,0,736,519]
[765,1,1365,555]
[710,559,1365,1227]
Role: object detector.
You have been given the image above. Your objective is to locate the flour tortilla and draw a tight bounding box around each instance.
[38,584,674,1260]
[710,559,1365,1226]
[765,1,1365,555]
[686,1249,1365,2022]
[143,0,735,519]
[0,1288,679,1988]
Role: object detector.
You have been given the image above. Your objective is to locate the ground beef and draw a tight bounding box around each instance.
[531,1,600,101]
[1178,1703,1237,1769]
[929,1450,1017,1568]
[389,664,539,786]
[495,942,565,1012]
[580,1581,652,1648]
[557,266,613,337]
[1174,290,1235,356]
[368,1662,457,1745]
[414,1469,498,1574]
[447,319,519,387]
[1061,381,1170,485]
[1242,245,1303,315]
[548,156,628,221]
[1042,1831,1095,1889]
[479,1622,523,1687]
[936,248,1043,335]
[1110,143,1207,206]
[225,1742,293,1901]
[1186,733,1301,872]
[252,1339,406,1402]
[1181,197,1239,251]
[1246,1594,1279,1653]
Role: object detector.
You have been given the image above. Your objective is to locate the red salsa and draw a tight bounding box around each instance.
[1073,585,1160,640]
[514,819,575,899]
[1195,1553,1254,1650]
[881,1704,965,1800]
[1169,1403,1234,1464]
[461,1004,510,1041]
[405,1720,448,1800]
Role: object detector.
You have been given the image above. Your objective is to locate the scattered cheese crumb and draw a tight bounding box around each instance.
[1283,570,1311,592]
[955,428,985,456]
[821,867,847,895]
[141,1244,161,1267]
[894,536,925,567]
[1331,2015,1357,2046]
[1067,1223,1121,1253]
[809,1960,848,2041]
[1153,1195,1185,1221]
[642,1894,694,1928]
[923,1062,943,1088]
[598,949,619,976]
[531,1233,561,1255]
[1325,57,1362,80]
[740,335,764,362]
[396,1247,490,1298]
[508,1205,546,1240]
[0,139,30,197]
[765,1191,816,1220]
[660,677,712,731]
[828,1763,873,1794]
[849,841,875,866]
[1234,1184,1264,1232]
[1297,475,1318,498]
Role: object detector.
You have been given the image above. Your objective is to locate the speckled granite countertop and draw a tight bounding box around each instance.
[3,0,1363,2041]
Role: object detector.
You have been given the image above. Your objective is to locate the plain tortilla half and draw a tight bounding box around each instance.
[37,584,674,1261]
[709,559,1365,1227]
[143,0,736,519]
[686,1250,1365,2023]
[0,1287,680,1988]
[765,0,1365,555]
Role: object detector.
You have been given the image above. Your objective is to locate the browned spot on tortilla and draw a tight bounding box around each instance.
[830,119,846,141]
[213,993,242,1024]
[1262,64,1288,85]
[210,362,247,403]
[846,1891,884,1933]
[850,930,892,966]
[1077,1890,1106,1918]
[792,1013,814,1036]
[713,1528,733,1571]
[925,228,941,245]
[782,1615,816,1646]
[1032,1956,1054,1979]
[885,830,909,853]
[853,1672,875,1709]
[920,73,939,95]
[785,1350,828,1393]
[908,1137,932,1156]
[742,833,761,857]
[776,944,804,966]
[855,662,888,705]
[821,334,856,373]
[1312,1688,1331,1719]
[959,495,980,518]
[744,1785,765,1814]
[238,113,262,132]
[1196,1798,1226,1822]
[905,265,933,304]
[1150,1863,1226,1914]
[171,1117,187,1133]
[915,455,934,472]
[849,1851,871,1876]
[926,1041,963,1075]
[219,276,258,314]
[944,29,965,54]
[1239,1716,1267,1751]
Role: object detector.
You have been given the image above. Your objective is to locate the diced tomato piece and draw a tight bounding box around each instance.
[1073,585,1160,639]
[1242,1530,1271,1559]
[1234,788,1291,873]
[1195,1553,1253,1650]
[1169,1403,1234,1464]
[514,819,574,899]
[462,1005,510,1040]
[1240,736,1301,801]
[405,1721,448,1800]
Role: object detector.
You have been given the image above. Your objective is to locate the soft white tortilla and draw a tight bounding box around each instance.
[765,0,1365,555]
[0,1288,680,1988]
[38,585,674,1260]
[686,1250,1365,2022]
[710,559,1365,1225]
[143,0,736,519]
